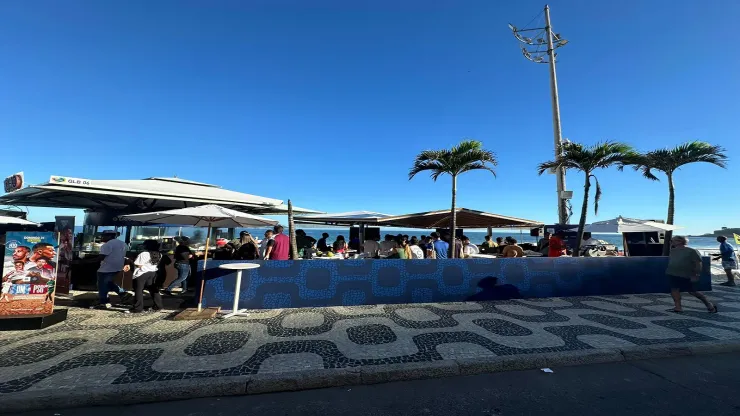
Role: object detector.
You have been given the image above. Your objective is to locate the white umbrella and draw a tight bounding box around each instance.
[0,215,39,226]
[120,204,278,311]
[581,216,681,234]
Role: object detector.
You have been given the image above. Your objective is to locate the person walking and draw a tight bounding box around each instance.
[715,235,739,286]
[165,237,193,295]
[130,239,164,313]
[95,230,132,309]
[666,235,717,313]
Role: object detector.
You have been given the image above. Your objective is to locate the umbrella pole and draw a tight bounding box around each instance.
[197,225,212,312]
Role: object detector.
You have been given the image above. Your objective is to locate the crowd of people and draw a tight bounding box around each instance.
[84,225,739,314]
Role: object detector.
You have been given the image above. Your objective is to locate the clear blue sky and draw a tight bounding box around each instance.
[1,0,738,235]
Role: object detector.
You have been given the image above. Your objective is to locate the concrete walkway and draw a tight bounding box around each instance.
[1,274,739,413]
[15,352,740,416]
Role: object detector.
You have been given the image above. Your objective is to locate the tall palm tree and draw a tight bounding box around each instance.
[287,199,299,260]
[409,139,497,258]
[631,141,728,255]
[538,141,634,257]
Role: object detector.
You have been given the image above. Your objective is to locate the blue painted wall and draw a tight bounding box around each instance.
[197,257,712,310]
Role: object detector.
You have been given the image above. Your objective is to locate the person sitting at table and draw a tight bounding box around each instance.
[495,237,506,254]
[501,238,524,257]
[462,236,480,258]
[391,236,412,259]
[317,233,330,252]
[482,235,497,249]
[214,243,236,260]
[537,232,551,256]
[333,235,348,254]
[296,230,317,255]
[548,231,567,258]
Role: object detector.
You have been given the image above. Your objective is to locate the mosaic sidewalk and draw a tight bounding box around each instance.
[1,274,740,412]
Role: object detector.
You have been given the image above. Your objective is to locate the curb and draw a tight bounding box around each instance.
[3,340,740,413]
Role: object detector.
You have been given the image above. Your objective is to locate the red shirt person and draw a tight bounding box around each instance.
[269,225,290,260]
[548,232,567,258]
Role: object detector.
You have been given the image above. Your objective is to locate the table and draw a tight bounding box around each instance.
[217,263,260,319]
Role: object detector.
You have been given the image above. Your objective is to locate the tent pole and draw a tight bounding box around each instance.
[197,224,212,312]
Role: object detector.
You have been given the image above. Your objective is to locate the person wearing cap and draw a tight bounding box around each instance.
[165,236,193,295]
[95,230,132,308]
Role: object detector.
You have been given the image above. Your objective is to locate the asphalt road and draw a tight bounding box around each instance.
[13,353,740,416]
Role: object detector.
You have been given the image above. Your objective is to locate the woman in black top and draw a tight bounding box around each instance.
[234,233,260,260]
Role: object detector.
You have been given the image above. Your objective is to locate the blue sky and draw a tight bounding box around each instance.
[0,0,738,235]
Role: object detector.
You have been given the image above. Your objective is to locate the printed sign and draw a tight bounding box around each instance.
[1,232,59,316]
[49,176,91,186]
[55,216,75,294]
[3,172,24,193]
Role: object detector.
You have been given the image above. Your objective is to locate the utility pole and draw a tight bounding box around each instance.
[509,5,571,225]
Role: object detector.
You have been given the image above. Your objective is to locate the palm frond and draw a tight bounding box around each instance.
[636,141,728,175]
[590,174,602,215]
[408,160,446,181]
[409,139,497,181]
[459,162,497,177]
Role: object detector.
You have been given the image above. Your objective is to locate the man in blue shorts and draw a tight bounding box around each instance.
[715,235,739,286]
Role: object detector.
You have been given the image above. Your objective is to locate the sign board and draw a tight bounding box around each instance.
[1,232,59,316]
[3,172,24,193]
[55,216,75,294]
[49,176,92,186]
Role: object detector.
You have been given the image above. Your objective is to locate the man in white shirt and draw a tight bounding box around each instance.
[461,236,480,258]
[96,230,132,308]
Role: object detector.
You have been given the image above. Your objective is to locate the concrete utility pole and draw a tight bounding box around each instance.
[509,4,571,224]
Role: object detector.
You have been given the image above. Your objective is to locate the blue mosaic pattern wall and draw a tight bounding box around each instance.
[197,257,712,310]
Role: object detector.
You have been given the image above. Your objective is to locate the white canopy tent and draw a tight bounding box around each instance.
[582,216,680,234]
[0,215,39,226]
[295,211,393,226]
[0,176,320,214]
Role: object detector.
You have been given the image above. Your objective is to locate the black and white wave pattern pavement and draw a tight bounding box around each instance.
[0,285,739,394]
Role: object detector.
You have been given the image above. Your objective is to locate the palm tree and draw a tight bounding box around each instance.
[631,141,728,255]
[409,139,497,258]
[538,141,634,257]
[287,199,299,260]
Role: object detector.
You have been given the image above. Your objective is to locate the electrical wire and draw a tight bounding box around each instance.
[521,9,544,31]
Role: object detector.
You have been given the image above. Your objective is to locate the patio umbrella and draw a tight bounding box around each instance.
[0,215,39,226]
[121,204,278,311]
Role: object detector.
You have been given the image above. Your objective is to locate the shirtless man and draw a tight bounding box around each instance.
[28,243,56,269]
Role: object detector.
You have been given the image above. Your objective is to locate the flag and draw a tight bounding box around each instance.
[734,233,740,245]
